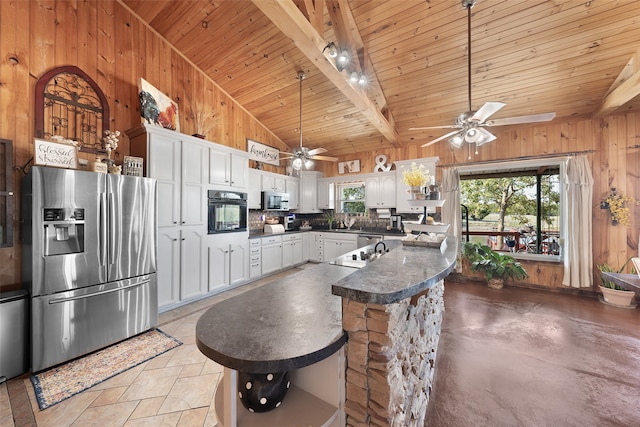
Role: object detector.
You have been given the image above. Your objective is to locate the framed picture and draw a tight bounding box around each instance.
[247,139,280,166]
[138,78,180,132]
[338,160,360,174]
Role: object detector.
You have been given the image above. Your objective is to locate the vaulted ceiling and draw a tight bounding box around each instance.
[122,0,640,158]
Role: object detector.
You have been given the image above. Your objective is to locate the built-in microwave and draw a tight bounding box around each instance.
[208,190,248,234]
[262,191,289,211]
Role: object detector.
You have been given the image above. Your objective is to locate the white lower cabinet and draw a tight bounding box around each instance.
[157,227,180,309]
[261,235,283,275]
[179,226,208,302]
[208,234,249,293]
[323,234,358,261]
[282,234,303,268]
[249,238,262,279]
[302,232,312,262]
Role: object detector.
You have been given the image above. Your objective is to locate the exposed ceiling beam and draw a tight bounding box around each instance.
[325,0,395,130]
[252,0,400,145]
[297,0,324,34]
[592,48,640,119]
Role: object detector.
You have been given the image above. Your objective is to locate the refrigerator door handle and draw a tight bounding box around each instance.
[108,192,116,263]
[48,280,149,304]
[100,192,108,266]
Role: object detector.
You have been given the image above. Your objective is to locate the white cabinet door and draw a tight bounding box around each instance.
[298,171,321,213]
[323,238,342,261]
[180,227,207,300]
[230,153,248,188]
[248,170,262,209]
[209,147,231,187]
[291,239,303,265]
[262,172,286,192]
[380,174,397,207]
[261,243,282,275]
[182,141,209,226]
[229,241,248,286]
[286,177,299,210]
[317,178,334,210]
[149,134,181,227]
[157,227,180,309]
[208,243,229,292]
[282,240,294,268]
[365,174,396,208]
[324,235,357,260]
[302,232,311,262]
[210,147,248,189]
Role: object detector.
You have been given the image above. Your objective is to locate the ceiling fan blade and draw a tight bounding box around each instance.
[485,112,556,126]
[310,155,338,162]
[421,130,461,147]
[306,147,327,156]
[470,102,506,123]
[410,124,459,131]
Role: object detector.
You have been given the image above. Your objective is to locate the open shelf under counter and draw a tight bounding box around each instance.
[407,199,445,207]
[214,373,339,427]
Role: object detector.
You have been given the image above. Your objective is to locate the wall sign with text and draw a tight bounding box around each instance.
[34,139,78,169]
[247,139,280,166]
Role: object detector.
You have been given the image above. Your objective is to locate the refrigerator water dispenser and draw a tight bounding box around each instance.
[43,208,85,256]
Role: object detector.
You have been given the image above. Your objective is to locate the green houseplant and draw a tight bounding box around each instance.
[463,242,528,289]
[597,257,636,307]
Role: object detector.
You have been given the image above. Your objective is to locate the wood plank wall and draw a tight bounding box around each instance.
[1,0,638,293]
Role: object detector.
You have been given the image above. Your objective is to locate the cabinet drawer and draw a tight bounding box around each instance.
[282,234,302,242]
[250,239,261,247]
[250,247,261,255]
[250,255,261,263]
[262,236,282,245]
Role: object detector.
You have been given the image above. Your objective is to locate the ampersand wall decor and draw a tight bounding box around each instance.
[374,154,392,172]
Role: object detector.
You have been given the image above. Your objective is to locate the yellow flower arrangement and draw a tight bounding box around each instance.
[601,188,638,226]
[402,162,431,187]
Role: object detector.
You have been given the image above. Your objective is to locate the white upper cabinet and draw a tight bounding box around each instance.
[298,171,322,213]
[248,170,262,209]
[285,176,299,210]
[209,145,248,189]
[317,178,335,210]
[261,171,286,192]
[365,173,396,208]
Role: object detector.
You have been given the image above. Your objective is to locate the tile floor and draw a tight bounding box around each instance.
[1,266,307,427]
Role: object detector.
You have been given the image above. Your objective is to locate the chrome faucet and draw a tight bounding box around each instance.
[374,241,387,254]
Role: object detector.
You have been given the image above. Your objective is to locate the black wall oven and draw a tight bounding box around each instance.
[207,190,248,234]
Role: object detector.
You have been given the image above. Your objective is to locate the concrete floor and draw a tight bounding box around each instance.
[425,281,640,427]
[3,276,639,426]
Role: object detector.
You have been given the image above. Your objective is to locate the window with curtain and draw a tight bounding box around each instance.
[460,161,563,260]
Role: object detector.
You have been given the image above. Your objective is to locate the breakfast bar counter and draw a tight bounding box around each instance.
[195,236,457,427]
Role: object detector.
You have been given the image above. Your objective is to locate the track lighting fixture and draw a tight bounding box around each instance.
[337,50,349,64]
[323,42,338,58]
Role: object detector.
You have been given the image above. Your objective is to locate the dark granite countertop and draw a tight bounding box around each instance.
[196,236,457,373]
[331,237,458,305]
[249,228,406,238]
[196,263,354,373]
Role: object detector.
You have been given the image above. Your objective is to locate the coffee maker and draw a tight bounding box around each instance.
[390,215,403,232]
[284,213,296,231]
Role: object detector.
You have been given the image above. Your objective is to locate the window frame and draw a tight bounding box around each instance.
[336,181,367,215]
[457,157,567,263]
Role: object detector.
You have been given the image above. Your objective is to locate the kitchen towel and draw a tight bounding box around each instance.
[30,328,181,410]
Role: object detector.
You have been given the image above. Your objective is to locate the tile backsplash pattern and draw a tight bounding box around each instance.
[248,209,426,232]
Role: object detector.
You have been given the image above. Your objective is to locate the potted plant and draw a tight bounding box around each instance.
[597,257,636,307]
[465,242,528,289]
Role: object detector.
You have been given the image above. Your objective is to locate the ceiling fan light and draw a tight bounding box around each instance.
[465,127,481,143]
[449,134,464,148]
[338,50,349,64]
[292,157,303,170]
[475,127,497,146]
[304,158,314,169]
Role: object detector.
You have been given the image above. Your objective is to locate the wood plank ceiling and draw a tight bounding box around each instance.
[122,0,640,158]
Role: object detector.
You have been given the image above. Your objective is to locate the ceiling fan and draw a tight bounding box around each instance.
[280,72,338,170]
[410,0,556,153]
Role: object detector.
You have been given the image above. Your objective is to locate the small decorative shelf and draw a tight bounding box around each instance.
[407,199,445,207]
[407,223,450,233]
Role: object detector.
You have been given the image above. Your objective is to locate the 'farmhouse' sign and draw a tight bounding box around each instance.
[247,139,280,166]
[34,138,78,169]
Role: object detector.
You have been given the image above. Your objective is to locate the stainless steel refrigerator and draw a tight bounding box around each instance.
[22,166,158,372]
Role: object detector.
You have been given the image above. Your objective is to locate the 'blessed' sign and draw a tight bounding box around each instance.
[34,139,78,169]
[247,139,279,166]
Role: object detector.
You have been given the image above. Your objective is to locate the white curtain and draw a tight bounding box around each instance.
[441,167,462,270]
[563,154,594,288]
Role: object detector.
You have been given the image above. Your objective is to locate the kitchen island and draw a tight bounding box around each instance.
[196,236,457,427]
